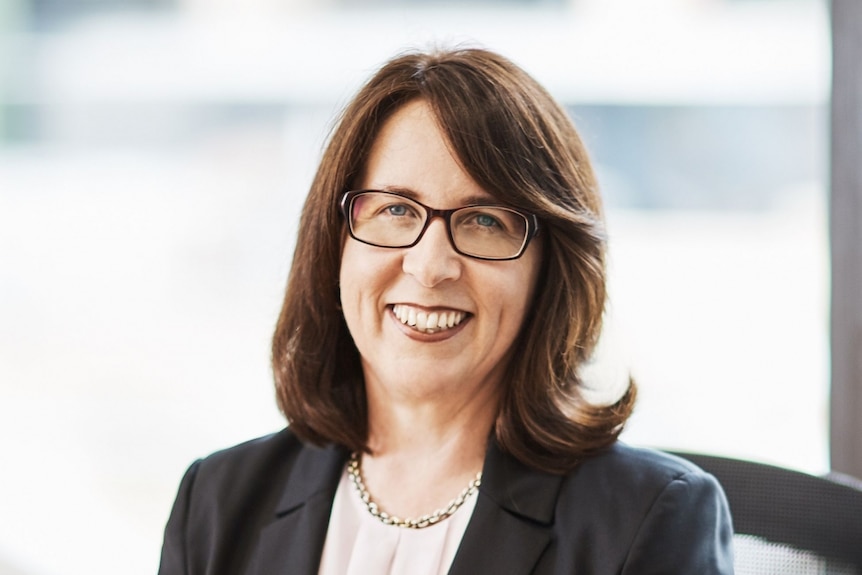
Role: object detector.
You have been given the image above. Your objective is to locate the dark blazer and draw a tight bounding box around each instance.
[159,428,734,574]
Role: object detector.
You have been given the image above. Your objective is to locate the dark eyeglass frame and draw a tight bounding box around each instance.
[338,189,540,261]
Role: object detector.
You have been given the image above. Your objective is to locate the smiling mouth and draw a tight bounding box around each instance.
[391,304,468,334]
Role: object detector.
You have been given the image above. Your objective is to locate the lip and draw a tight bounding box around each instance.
[387,304,472,342]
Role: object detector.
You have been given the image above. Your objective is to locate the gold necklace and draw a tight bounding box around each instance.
[347,452,482,529]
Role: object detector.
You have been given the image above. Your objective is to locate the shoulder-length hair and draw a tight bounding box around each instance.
[271,47,635,474]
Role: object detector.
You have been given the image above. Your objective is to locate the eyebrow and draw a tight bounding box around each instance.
[376,186,499,207]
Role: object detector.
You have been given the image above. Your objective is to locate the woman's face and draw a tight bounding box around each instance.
[339,99,542,404]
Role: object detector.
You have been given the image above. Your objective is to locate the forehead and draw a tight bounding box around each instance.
[359,99,495,207]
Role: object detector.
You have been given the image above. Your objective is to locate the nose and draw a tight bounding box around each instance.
[401,217,462,287]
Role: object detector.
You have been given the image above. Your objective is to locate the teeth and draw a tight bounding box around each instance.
[392,305,466,334]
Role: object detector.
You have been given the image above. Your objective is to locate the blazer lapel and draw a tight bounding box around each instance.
[449,440,563,575]
[249,441,349,575]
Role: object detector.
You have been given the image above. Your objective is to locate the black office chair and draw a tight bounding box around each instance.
[670,451,862,575]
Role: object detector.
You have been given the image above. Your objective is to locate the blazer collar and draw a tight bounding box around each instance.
[448,439,563,574]
[275,440,350,515]
[250,440,349,575]
[249,435,562,575]
[478,438,562,524]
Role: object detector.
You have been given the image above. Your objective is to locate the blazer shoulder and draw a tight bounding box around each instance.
[555,441,730,541]
[574,442,718,487]
[609,441,707,471]
[173,428,310,530]
[194,428,304,480]
[159,429,348,574]
[189,427,348,511]
[548,443,733,574]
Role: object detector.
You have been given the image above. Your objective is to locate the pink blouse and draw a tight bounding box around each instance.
[318,468,478,575]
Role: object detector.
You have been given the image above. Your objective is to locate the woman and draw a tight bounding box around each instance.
[159,48,734,574]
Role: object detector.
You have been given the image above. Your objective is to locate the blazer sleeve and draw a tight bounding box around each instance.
[621,470,735,574]
[158,459,202,575]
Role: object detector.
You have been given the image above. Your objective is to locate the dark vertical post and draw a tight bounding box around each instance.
[830,0,862,479]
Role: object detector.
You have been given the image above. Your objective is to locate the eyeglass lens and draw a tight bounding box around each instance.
[348,191,529,259]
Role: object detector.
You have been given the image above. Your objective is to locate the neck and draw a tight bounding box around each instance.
[357,375,498,518]
[364,374,499,461]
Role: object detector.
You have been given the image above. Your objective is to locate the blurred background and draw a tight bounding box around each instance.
[0,0,829,573]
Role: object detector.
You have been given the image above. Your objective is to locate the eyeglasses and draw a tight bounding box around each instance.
[339,190,539,261]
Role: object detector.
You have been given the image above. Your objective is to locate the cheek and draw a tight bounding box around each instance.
[338,242,396,314]
[513,244,543,307]
[339,245,362,311]
[338,260,367,348]
[499,251,543,336]
[479,267,537,336]
[506,283,536,333]
[338,243,360,316]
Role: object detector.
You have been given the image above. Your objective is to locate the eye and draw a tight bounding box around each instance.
[474,213,500,227]
[387,204,409,217]
[454,207,527,237]
[372,198,423,223]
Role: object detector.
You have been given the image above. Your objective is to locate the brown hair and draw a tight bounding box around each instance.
[271,47,635,474]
